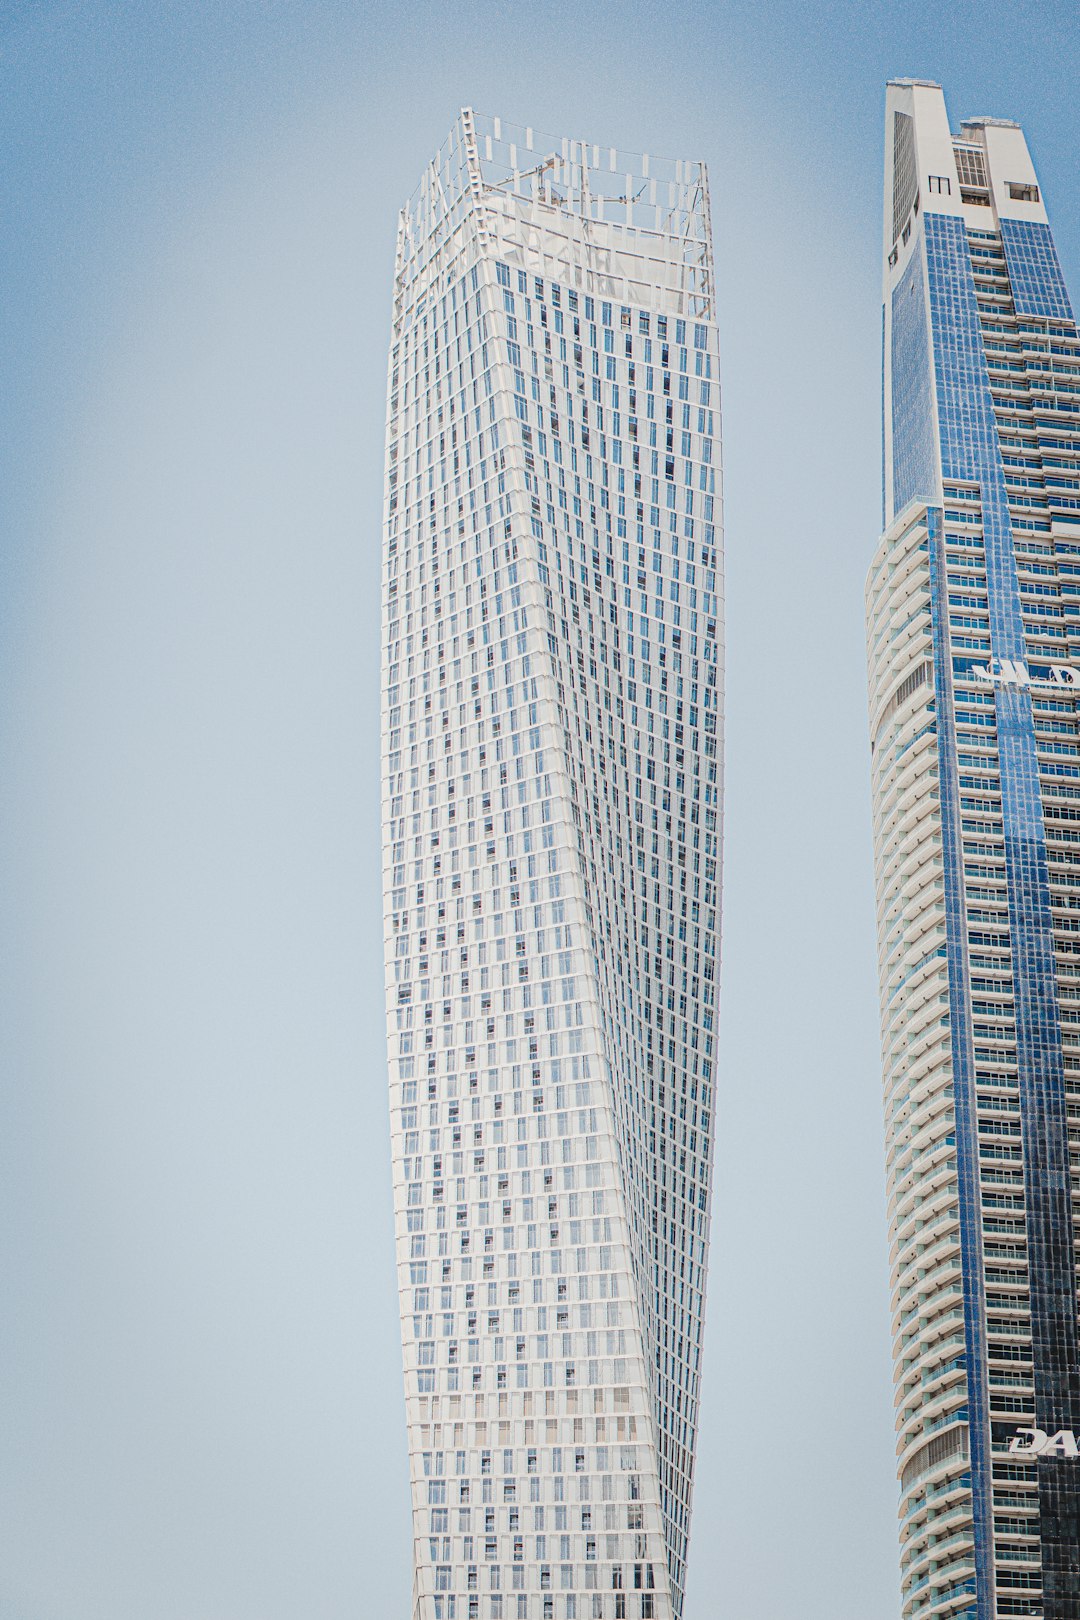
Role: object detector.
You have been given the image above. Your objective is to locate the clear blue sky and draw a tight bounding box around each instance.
[1,3,1077,1618]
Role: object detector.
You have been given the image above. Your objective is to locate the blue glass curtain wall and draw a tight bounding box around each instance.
[923,209,1080,1619]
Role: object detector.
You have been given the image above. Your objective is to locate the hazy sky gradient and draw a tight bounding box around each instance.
[2,3,1078,1617]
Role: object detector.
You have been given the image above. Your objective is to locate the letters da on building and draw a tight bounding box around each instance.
[1008,1426,1080,1457]
[971,658,1080,690]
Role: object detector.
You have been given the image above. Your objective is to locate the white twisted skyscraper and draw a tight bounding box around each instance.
[381,113,723,1620]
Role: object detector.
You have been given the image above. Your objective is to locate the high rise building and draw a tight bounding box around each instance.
[867,80,1080,1620]
[381,113,723,1620]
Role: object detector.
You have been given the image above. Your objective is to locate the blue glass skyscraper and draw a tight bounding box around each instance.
[867,81,1080,1620]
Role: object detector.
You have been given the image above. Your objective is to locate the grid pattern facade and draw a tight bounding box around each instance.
[891,234,938,513]
[869,82,1080,1620]
[999,222,1075,326]
[381,111,723,1620]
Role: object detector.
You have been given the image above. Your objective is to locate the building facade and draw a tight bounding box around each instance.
[867,80,1080,1620]
[381,114,723,1620]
